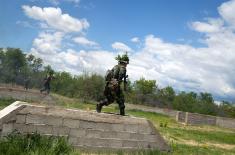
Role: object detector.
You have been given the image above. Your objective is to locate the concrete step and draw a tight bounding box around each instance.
[12,123,163,150]
[1,102,170,152]
[74,137,160,149]
[72,128,157,142]
[13,123,157,142]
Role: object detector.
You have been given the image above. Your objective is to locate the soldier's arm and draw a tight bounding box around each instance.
[118,66,126,82]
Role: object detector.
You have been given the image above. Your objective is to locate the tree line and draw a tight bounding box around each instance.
[0,48,235,118]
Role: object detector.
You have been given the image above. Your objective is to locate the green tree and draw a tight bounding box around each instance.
[134,78,157,94]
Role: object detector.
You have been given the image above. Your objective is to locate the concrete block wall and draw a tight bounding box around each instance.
[127,104,235,129]
[175,111,186,123]
[185,112,216,125]
[216,117,235,129]
[0,102,170,152]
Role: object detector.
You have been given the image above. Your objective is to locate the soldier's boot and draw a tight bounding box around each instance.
[120,108,125,116]
[96,99,107,113]
[96,103,102,113]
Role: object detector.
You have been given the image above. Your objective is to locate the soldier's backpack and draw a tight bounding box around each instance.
[105,65,121,81]
[105,69,114,81]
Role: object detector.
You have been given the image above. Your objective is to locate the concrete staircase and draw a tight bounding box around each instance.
[0,101,170,152]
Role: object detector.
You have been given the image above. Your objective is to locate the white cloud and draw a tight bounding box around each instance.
[26,1,235,101]
[49,0,80,6]
[16,20,34,28]
[22,5,89,33]
[190,19,223,33]
[73,37,99,47]
[30,31,116,75]
[218,0,235,28]
[31,31,64,55]
[111,42,132,52]
[131,37,140,43]
[128,32,235,101]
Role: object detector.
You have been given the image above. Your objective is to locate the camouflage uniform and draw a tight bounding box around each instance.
[97,64,127,115]
[40,74,53,94]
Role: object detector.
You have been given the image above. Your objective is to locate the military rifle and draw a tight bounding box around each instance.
[124,75,128,91]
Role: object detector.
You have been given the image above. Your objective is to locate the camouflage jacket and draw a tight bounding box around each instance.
[112,64,127,83]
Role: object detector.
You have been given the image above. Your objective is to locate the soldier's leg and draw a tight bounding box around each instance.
[96,96,114,113]
[40,84,46,93]
[46,84,50,94]
[116,89,125,116]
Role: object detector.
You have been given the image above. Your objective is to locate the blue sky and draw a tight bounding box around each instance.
[1,0,235,102]
[0,0,227,51]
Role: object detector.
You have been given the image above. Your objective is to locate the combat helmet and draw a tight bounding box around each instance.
[115,52,129,64]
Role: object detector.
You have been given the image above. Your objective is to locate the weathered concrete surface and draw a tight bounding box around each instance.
[0,101,170,152]
[0,86,56,104]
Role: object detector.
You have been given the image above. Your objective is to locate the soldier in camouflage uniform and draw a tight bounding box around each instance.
[40,71,55,94]
[96,53,129,116]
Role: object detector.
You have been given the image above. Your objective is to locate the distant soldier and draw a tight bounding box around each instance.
[40,71,55,94]
[24,76,31,90]
[96,53,129,116]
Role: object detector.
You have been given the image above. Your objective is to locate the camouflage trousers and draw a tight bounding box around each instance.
[40,83,50,94]
[98,83,125,115]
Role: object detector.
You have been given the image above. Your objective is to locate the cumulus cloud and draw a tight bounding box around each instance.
[218,0,235,28]
[190,19,224,33]
[31,31,64,55]
[25,0,235,101]
[22,5,89,33]
[73,37,99,47]
[129,33,235,101]
[111,42,132,52]
[131,37,140,43]
[30,31,115,74]
[49,0,80,6]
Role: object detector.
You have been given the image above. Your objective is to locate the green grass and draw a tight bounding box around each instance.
[171,143,235,155]
[0,98,16,109]
[165,127,235,144]
[0,131,76,155]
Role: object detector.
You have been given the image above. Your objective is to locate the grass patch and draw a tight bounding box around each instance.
[166,127,235,144]
[171,143,235,155]
[0,131,76,155]
[0,98,16,109]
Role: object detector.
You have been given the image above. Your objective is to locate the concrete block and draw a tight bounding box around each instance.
[19,106,46,115]
[137,141,151,148]
[63,119,80,128]
[144,134,157,142]
[79,121,96,129]
[46,116,63,126]
[111,124,124,132]
[108,139,122,148]
[2,123,14,134]
[122,140,138,148]
[26,114,45,124]
[14,123,28,133]
[52,126,70,135]
[70,129,86,137]
[85,130,101,138]
[138,125,152,134]
[91,138,107,147]
[101,131,118,139]
[68,137,78,145]
[16,114,26,124]
[116,132,131,139]
[26,124,37,133]
[123,124,139,133]
[95,123,112,131]
[36,125,53,134]
[129,133,144,140]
